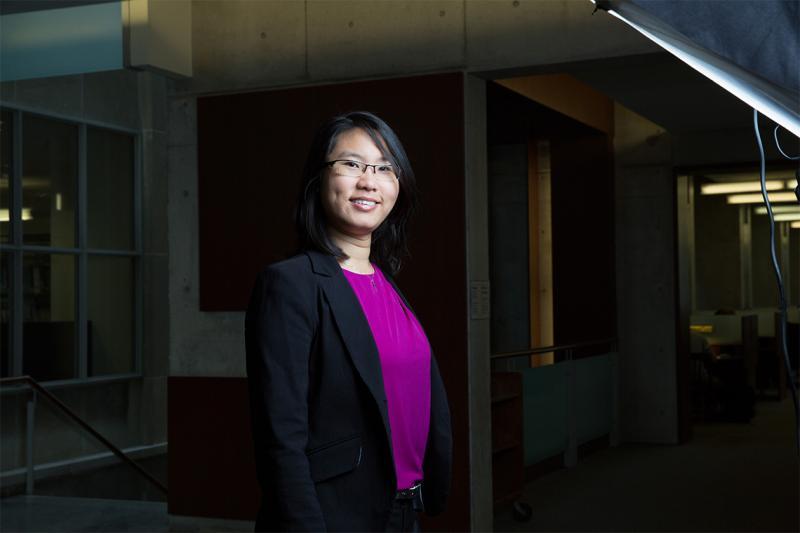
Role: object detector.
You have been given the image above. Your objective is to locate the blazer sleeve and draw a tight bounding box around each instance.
[245,266,326,531]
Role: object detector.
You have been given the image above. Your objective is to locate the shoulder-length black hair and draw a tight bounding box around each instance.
[295,111,418,276]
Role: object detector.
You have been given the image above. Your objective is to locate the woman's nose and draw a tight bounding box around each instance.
[357,167,378,189]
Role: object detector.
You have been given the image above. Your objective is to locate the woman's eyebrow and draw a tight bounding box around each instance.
[336,151,390,163]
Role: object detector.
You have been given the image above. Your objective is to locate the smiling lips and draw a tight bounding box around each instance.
[350,198,380,211]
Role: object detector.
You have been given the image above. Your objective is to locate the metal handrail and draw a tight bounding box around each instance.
[0,376,167,495]
[490,337,618,361]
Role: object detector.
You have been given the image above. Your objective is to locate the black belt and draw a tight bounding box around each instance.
[395,482,424,512]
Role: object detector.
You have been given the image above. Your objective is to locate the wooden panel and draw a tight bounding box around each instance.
[496,74,614,136]
[550,134,617,346]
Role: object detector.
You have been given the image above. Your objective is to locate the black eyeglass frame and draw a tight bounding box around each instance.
[324,159,397,179]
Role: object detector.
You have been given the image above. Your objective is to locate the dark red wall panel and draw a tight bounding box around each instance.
[190,72,469,531]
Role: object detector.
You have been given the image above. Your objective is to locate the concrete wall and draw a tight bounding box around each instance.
[613,103,679,443]
[488,143,530,358]
[464,74,492,533]
[166,0,655,378]
[172,0,657,97]
[0,69,168,472]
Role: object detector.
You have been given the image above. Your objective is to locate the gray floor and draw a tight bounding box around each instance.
[1,399,797,532]
[494,397,799,532]
[0,495,167,532]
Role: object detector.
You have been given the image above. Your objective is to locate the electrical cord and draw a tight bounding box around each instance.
[754,110,800,455]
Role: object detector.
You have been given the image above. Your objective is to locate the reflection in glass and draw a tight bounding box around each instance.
[23,253,76,381]
[88,256,134,376]
[22,115,78,247]
[1,108,11,243]
[88,128,134,250]
[1,253,10,377]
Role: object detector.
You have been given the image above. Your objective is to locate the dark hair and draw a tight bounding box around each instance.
[295,111,418,276]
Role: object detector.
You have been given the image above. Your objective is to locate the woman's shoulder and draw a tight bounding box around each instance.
[262,252,314,278]
[247,253,317,318]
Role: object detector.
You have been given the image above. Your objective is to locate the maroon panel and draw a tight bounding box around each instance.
[198,72,466,313]
[191,72,469,531]
[167,376,260,520]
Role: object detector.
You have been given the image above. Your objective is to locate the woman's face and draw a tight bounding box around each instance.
[320,128,400,238]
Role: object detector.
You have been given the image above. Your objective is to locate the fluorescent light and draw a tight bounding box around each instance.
[792,221,800,229]
[55,193,62,211]
[701,181,784,195]
[788,180,799,190]
[774,213,800,222]
[727,192,799,204]
[754,206,800,215]
[0,208,33,221]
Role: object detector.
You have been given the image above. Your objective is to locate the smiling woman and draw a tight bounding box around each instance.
[245,112,452,532]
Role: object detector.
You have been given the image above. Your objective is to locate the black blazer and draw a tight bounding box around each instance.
[245,250,452,532]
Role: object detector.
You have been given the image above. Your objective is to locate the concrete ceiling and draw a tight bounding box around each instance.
[562,53,755,134]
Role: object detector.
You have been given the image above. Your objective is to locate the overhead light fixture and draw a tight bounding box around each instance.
[774,213,800,222]
[791,221,800,229]
[727,192,799,204]
[701,181,784,195]
[754,206,800,215]
[55,193,62,211]
[0,208,33,222]
[788,180,799,190]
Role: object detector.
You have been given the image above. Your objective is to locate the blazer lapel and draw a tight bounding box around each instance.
[306,251,393,450]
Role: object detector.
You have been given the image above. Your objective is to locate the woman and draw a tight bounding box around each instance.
[245,111,452,532]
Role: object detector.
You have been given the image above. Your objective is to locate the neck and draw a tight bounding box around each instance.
[329,227,373,273]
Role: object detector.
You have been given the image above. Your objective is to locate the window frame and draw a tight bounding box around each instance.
[0,104,143,385]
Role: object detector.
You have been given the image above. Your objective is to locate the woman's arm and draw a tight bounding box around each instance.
[245,266,326,531]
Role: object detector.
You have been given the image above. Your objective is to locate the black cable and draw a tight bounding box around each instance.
[754,110,800,455]
[773,126,800,160]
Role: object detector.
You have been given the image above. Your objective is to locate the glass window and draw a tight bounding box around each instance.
[22,115,78,247]
[1,109,11,243]
[1,252,10,377]
[88,127,134,250]
[2,107,138,383]
[88,256,134,376]
[22,253,76,381]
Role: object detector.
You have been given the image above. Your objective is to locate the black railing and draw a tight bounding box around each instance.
[491,337,618,363]
[0,375,167,495]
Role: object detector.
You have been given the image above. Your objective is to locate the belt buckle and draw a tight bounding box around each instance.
[396,482,421,500]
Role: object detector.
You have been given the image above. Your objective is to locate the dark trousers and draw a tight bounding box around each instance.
[385,499,420,532]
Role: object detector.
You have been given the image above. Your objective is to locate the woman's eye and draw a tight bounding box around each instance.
[377,165,393,173]
[343,161,360,168]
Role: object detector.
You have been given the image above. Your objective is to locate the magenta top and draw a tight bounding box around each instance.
[341,265,431,490]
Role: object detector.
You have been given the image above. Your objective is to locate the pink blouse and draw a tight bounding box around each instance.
[341,265,431,490]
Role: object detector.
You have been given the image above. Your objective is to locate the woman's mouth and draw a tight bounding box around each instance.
[350,199,378,211]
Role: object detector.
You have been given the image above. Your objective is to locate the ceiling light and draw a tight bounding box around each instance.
[0,208,33,222]
[773,213,800,221]
[754,206,800,215]
[727,192,799,204]
[701,181,784,195]
[791,221,800,229]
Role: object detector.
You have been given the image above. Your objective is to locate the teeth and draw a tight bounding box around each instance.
[353,200,376,206]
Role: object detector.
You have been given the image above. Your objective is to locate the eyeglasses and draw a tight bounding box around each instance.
[325,160,397,181]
